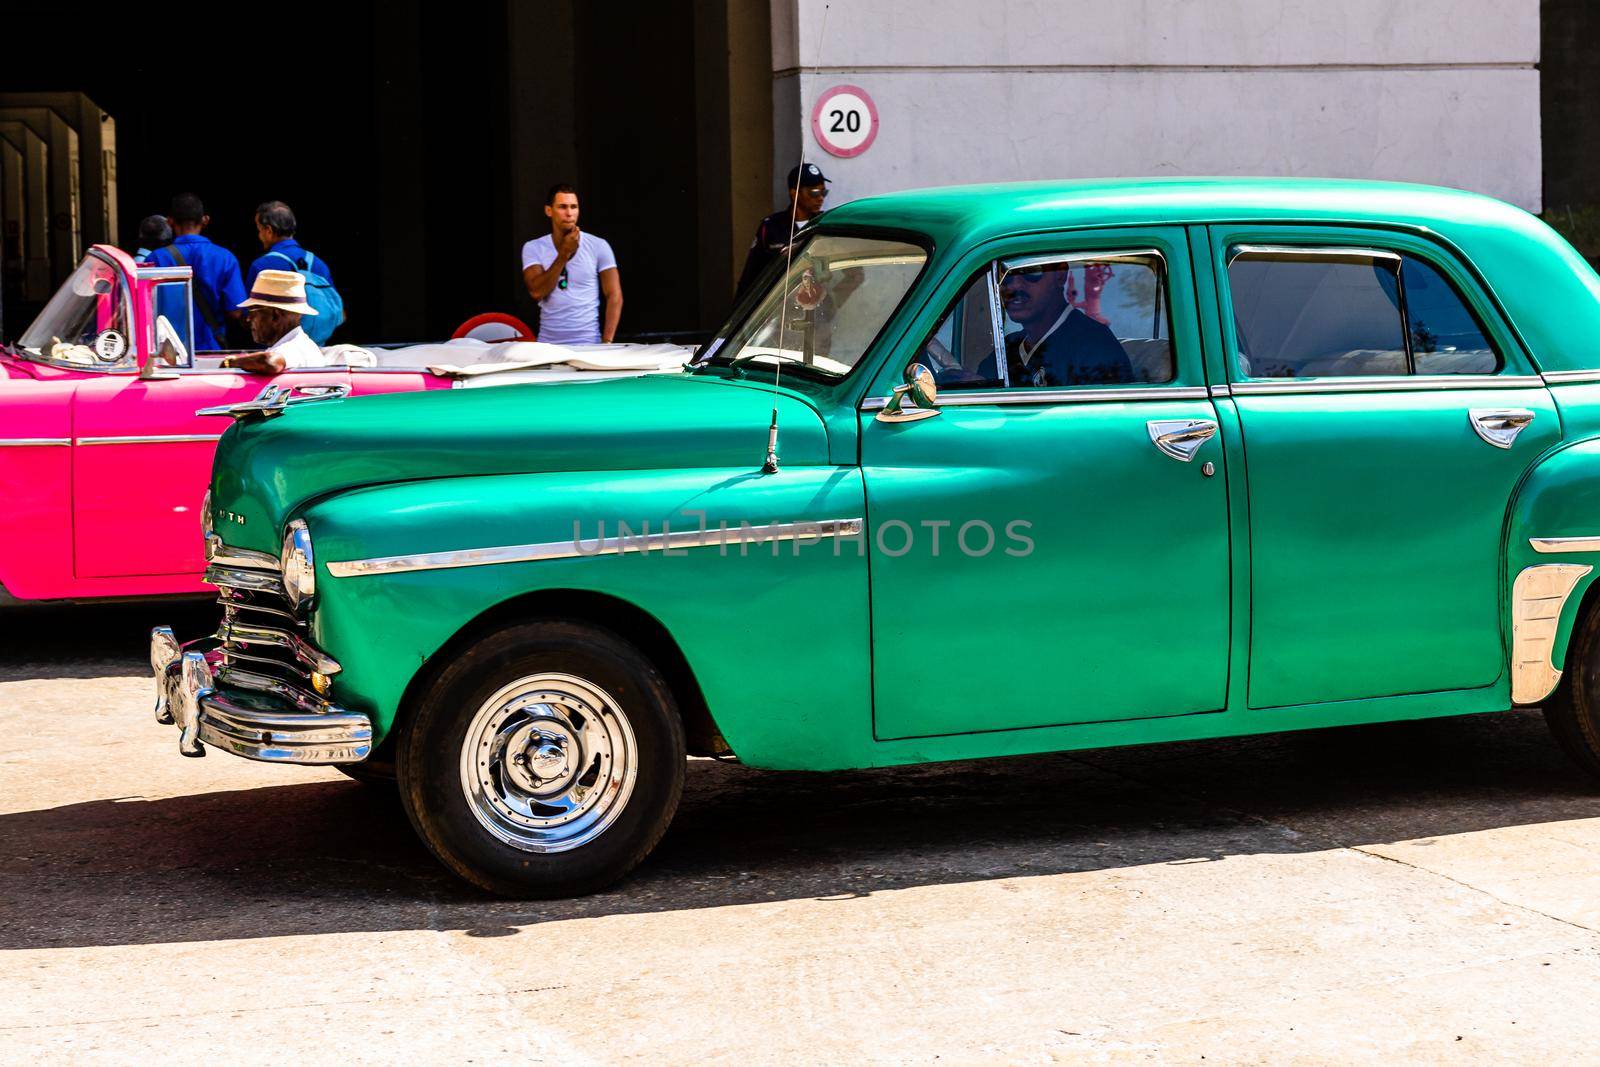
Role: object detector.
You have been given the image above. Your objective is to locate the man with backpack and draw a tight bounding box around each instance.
[246,201,345,344]
[145,193,246,351]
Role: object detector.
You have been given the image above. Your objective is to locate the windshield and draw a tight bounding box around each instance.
[696,233,927,379]
[14,254,136,371]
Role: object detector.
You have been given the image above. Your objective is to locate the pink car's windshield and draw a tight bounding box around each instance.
[14,254,137,371]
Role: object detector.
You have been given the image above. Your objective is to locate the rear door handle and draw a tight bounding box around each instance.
[1469,408,1535,449]
[1147,419,1218,462]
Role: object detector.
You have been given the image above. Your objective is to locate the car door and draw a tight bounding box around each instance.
[72,365,349,579]
[1208,225,1561,708]
[861,228,1233,740]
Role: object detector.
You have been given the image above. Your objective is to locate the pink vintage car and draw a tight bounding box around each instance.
[0,245,688,604]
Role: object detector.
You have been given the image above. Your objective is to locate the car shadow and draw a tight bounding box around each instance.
[4,708,1597,951]
[0,601,218,681]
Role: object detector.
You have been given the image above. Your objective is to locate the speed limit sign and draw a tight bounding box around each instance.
[811,85,879,158]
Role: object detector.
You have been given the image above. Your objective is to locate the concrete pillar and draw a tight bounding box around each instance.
[1542,0,1600,216]
[0,122,50,300]
[372,0,428,340]
[0,94,116,250]
[693,0,775,322]
[505,0,579,326]
[0,107,79,282]
[769,0,802,204]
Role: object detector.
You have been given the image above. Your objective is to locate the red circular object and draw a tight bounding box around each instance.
[810,84,879,159]
[451,312,535,341]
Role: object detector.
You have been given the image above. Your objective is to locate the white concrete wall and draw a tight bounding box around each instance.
[771,0,1541,210]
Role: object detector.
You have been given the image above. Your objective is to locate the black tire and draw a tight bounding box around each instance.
[396,620,685,898]
[1544,602,1600,782]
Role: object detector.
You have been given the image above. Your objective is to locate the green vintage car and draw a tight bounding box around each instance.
[154,177,1600,896]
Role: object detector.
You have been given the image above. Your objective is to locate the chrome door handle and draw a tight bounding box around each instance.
[1469,408,1535,449]
[1147,419,1218,462]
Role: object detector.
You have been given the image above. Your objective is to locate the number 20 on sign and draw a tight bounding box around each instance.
[811,84,879,158]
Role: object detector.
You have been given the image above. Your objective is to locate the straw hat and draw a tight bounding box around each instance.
[237,268,318,315]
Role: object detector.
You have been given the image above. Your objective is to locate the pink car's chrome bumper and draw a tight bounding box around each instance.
[150,626,371,764]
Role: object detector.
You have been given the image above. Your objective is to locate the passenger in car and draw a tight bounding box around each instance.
[220,269,326,373]
[982,267,1132,387]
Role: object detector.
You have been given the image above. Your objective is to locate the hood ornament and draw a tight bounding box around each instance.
[197,383,351,420]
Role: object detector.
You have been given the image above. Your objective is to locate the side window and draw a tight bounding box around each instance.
[152,280,195,367]
[1402,258,1501,374]
[1227,246,1503,378]
[1228,249,1406,377]
[999,253,1172,387]
[915,271,1003,390]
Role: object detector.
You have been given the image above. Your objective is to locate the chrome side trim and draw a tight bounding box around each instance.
[987,264,1008,389]
[1209,384,1233,398]
[328,517,867,578]
[1002,248,1164,273]
[1228,375,1541,395]
[1512,563,1593,704]
[1530,536,1600,554]
[860,386,1207,411]
[1229,244,1402,266]
[0,437,71,447]
[75,433,222,446]
[1541,370,1600,385]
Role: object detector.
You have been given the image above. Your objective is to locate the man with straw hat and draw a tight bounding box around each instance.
[221,268,327,373]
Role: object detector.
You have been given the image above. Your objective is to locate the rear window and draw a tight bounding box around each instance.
[1227,246,1501,378]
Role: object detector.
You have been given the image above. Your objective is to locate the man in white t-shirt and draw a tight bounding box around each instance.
[520,184,622,344]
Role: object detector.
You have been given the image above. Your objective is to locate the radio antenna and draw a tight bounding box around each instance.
[764,1,831,474]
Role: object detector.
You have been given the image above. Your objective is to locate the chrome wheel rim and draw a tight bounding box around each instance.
[459,672,637,854]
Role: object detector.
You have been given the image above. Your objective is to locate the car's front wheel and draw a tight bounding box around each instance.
[397,621,685,897]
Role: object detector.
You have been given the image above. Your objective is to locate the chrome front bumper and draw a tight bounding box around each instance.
[150,626,372,764]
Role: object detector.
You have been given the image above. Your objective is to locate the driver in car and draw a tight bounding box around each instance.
[983,266,1132,387]
[221,269,326,373]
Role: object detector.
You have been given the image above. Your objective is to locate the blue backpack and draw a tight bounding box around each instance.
[268,250,345,344]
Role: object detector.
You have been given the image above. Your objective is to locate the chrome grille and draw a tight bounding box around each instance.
[205,555,336,691]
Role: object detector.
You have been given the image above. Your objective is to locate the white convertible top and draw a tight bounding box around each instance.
[318,338,694,385]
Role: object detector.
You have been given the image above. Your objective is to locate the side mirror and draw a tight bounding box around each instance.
[876,363,940,423]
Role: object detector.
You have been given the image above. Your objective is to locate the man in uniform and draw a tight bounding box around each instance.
[733,163,831,301]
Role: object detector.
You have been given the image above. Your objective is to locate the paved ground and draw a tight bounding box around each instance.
[7,604,1600,1064]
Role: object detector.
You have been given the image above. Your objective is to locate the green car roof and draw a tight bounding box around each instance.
[825,178,1600,375]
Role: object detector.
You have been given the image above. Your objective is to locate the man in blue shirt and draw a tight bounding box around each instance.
[246,201,333,291]
[146,193,246,351]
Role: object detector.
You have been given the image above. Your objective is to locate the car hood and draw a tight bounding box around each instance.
[209,373,831,555]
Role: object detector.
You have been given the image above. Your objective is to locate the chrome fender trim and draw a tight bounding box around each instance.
[327,517,867,578]
[1530,536,1600,554]
[1511,563,1593,705]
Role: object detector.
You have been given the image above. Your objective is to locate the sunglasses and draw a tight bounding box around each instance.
[558,266,569,291]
